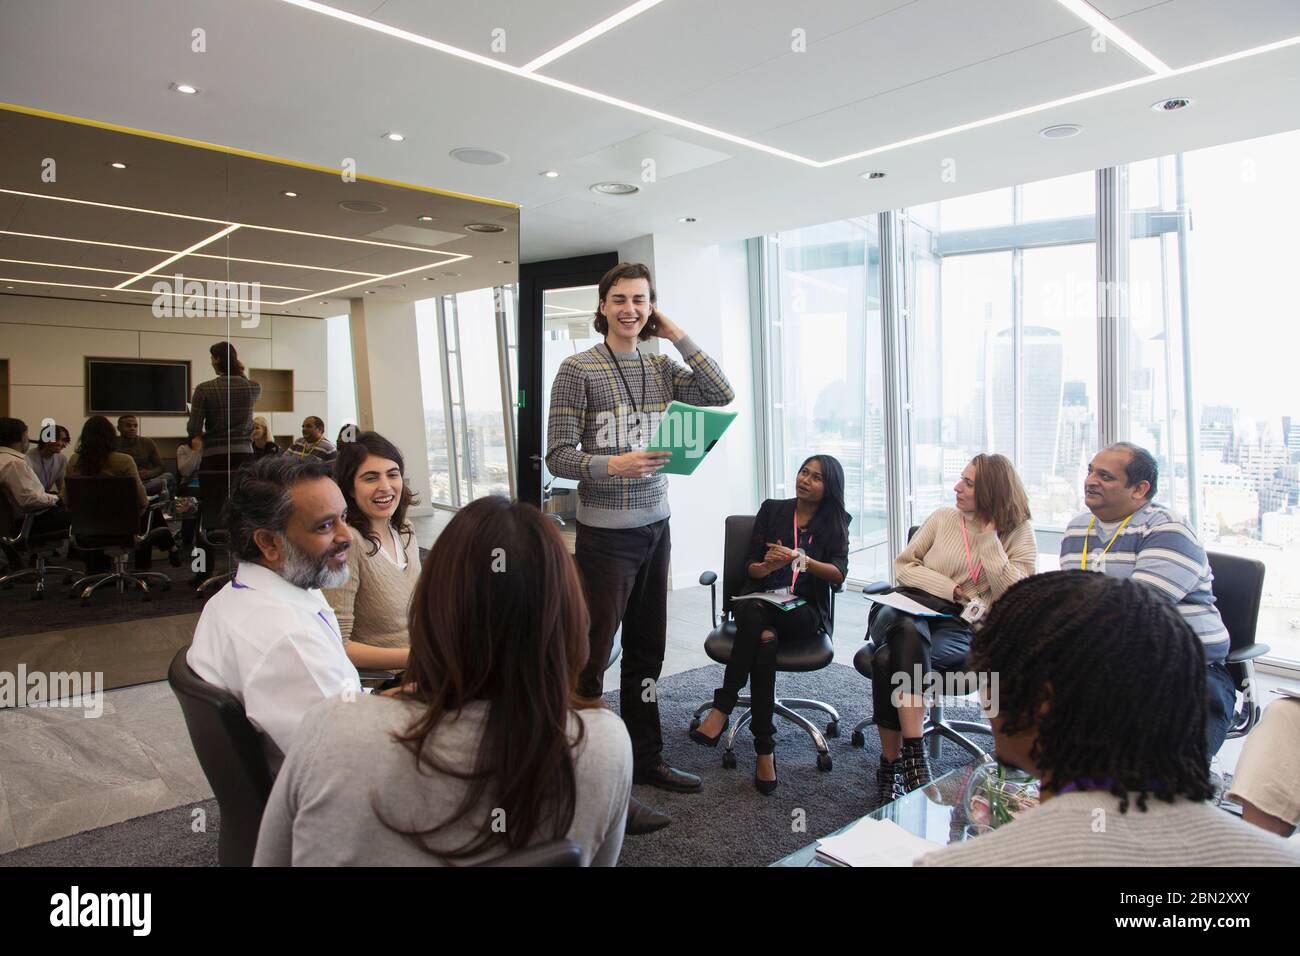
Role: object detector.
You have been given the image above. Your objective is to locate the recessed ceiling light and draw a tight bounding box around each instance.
[591,181,639,196]
[677,217,696,223]
[171,82,200,95]
[107,161,128,170]
[465,222,506,233]
[319,300,329,304]
[498,259,513,264]
[861,171,886,180]
[99,293,108,297]
[382,131,406,142]
[1151,97,1192,112]
[540,170,560,178]
[281,190,299,198]
[422,276,437,281]
[416,215,435,222]
[364,289,376,294]
[1040,123,1083,139]
[338,200,387,214]
[442,272,462,278]
[450,146,509,166]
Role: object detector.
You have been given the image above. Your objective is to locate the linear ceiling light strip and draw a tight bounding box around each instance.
[520,0,667,72]
[113,224,241,289]
[1053,0,1170,73]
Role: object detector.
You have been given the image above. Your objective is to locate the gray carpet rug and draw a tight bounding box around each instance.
[0,662,989,867]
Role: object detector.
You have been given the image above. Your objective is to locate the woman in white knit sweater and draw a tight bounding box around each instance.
[323,431,420,672]
[869,453,1036,804]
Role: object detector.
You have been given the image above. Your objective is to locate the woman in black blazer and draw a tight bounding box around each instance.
[690,454,850,794]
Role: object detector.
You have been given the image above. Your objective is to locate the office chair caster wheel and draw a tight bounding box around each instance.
[851,730,865,747]
[825,720,839,738]
[721,750,737,769]
[817,753,833,772]
[689,717,700,731]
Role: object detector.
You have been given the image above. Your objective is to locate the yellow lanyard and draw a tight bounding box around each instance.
[1080,514,1132,570]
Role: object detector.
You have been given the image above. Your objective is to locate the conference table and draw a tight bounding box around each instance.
[772,757,1039,866]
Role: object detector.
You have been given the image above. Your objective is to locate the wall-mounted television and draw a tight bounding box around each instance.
[86,358,192,415]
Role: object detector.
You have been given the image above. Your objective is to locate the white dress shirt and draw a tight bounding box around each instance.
[0,445,59,513]
[187,560,362,772]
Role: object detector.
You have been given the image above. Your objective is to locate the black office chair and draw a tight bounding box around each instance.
[850,524,992,762]
[168,646,274,868]
[1207,551,1270,739]
[478,839,583,867]
[690,514,839,771]
[64,475,172,603]
[0,498,75,599]
[195,469,234,596]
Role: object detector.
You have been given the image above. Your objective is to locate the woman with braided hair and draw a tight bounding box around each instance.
[919,571,1300,866]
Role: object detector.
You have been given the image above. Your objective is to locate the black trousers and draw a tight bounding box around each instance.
[574,519,671,772]
[869,605,972,732]
[712,599,821,755]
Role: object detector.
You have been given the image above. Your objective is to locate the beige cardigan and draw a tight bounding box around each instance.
[895,508,1037,604]
[323,523,421,648]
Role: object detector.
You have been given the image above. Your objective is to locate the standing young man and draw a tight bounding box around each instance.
[546,262,734,834]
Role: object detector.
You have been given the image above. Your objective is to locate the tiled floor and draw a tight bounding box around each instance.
[3,577,1295,854]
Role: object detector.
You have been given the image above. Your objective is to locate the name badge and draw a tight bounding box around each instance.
[961,597,988,624]
[792,548,808,573]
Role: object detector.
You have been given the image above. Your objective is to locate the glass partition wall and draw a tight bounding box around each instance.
[757,129,1300,668]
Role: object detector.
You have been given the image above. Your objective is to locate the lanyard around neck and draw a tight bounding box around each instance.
[1081,513,1133,570]
[791,506,811,591]
[959,517,984,586]
[604,342,646,415]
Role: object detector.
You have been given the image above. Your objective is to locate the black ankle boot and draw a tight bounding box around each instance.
[899,737,932,793]
[875,755,901,806]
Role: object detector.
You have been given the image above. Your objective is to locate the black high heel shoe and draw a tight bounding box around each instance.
[688,712,729,748]
[754,753,778,796]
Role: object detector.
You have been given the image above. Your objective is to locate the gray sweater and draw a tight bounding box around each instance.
[254,695,632,866]
[918,791,1300,866]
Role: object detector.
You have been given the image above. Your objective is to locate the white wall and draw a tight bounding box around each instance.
[0,294,326,444]
[616,235,758,589]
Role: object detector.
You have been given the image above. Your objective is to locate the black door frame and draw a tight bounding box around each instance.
[516,252,619,506]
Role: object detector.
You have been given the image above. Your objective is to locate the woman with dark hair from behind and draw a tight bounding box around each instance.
[919,571,1300,866]
[867,453,1036,805]
[64,415,177,572]
[322,431,420,672]
[691,454,850,794]
[187,342,261,469]
[254,496,634,866]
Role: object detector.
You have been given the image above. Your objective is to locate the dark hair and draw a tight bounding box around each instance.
[225,455,334,561]
[970,453,1032,536]
[0,417,26,446]
[210,342,245,377]
[71,415,118,476]
[303,416,325,431]
[1109,441,1158,500]
[593,261,656,340]
[117,415,138,428]
[798,454,851,557]
[969,570,1213,812]
[36,424,70,448]
[333,431,418,556]
[380,496,595,861]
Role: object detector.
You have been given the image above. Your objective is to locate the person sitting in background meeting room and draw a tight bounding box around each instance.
[187,456,361,773]
[919,571,1300,867]
[26,423,70,492]
[322,432,419,673]
[0,417,70,539]
[64,415,177,572]
[1227,697,1300,838]
[867,453,1036,804]
[288,416,337,462]
[115,414,172,498]
[1060,442,1235,756]
[251,416,280,458]
[691,454,849,795]
[254,495,633,867]
[188,342,261,470]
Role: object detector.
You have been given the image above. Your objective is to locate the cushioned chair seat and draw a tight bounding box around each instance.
[704,622,834,673]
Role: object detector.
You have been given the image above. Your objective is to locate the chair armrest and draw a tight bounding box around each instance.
[699,570,718,628]
[863,581,893,595]
[1226,644,1271,664]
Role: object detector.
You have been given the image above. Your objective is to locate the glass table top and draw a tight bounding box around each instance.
[772,757,1040,867]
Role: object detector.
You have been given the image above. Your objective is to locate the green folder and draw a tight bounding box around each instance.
[644,400,738,476]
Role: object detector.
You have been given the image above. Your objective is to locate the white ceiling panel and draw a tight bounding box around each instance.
[760,29,1146,159]
[1090,0,1172,17]
[1116,0,1300,68]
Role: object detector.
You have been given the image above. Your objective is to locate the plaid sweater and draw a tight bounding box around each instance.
[188,375,262,455]
[1059,502,1229,661]
[546,335,734,529]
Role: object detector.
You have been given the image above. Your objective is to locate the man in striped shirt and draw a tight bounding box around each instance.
[1059,442,1237,754]
[547,261,734,834]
